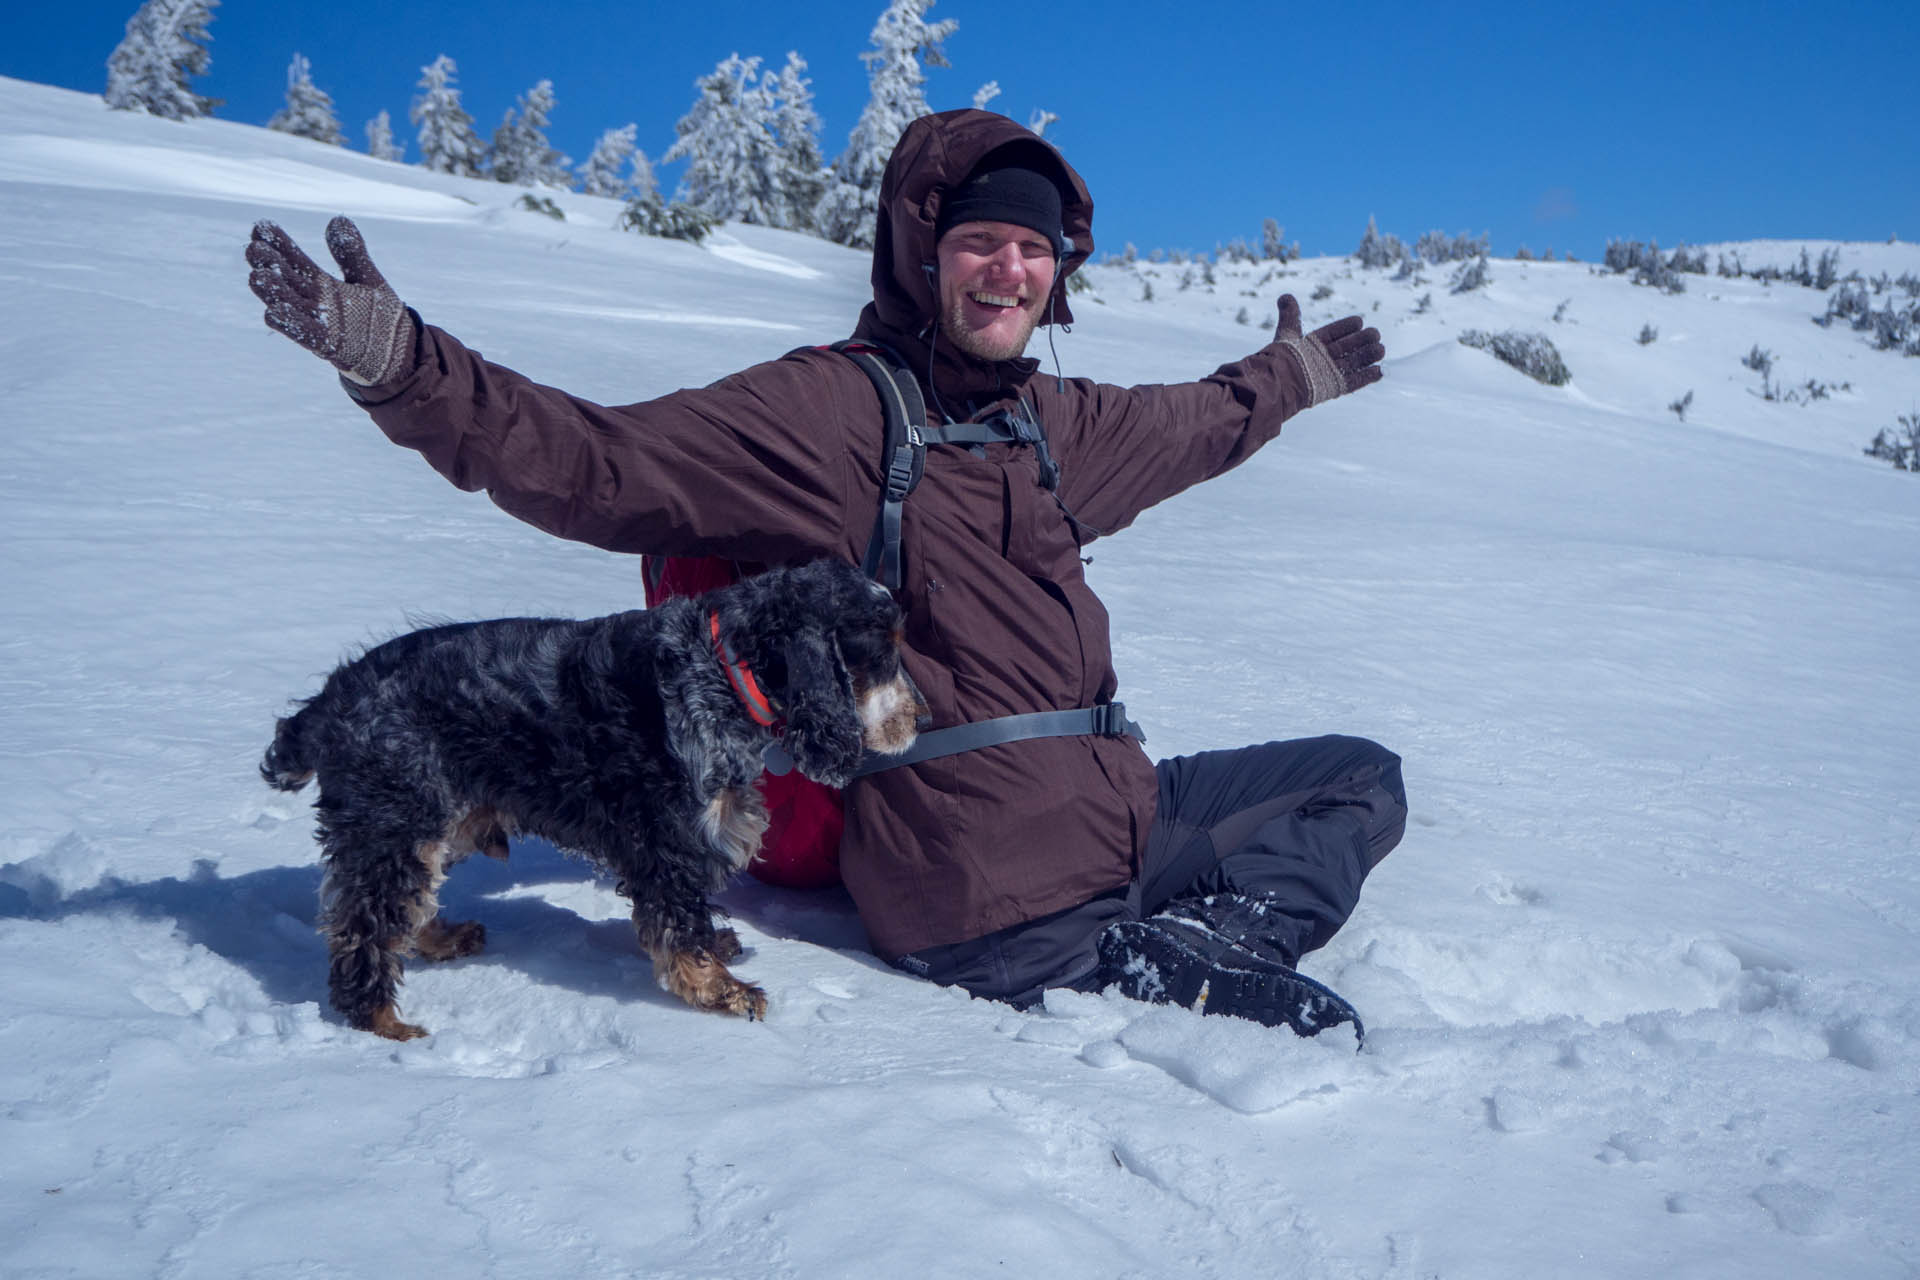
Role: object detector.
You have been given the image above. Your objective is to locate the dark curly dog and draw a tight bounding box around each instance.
[262,558,925,1040]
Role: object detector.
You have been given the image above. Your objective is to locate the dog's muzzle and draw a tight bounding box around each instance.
[858,669,929,757]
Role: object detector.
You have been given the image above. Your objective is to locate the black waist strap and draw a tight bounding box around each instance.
[846,703,1146,779]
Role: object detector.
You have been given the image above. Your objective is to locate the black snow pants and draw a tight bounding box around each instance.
[897,735,1408,1008]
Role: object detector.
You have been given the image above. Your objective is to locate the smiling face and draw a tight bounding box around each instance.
[935,220,1059,362]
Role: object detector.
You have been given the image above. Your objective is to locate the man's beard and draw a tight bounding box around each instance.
[940,291,1044,362]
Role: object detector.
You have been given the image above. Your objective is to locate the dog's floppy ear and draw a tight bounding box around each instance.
[779,628,865,788]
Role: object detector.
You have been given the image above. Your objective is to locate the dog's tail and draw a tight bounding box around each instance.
[261,701,318,791]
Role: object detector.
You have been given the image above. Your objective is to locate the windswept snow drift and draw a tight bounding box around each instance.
[2,76,1917,1278]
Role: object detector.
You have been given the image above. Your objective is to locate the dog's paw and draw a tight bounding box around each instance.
[711,927,744,962]
[364,1005,430,1041]
[657,947,768,1021]
[727,981,769,1021]
[414,917,486,962]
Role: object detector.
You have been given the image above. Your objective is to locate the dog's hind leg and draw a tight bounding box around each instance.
[405,806,514,963]
[315,792,453,1041]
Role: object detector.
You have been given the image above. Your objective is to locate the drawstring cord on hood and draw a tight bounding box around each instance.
[1035,255,1109,547]
[919,260,961,426]
[1044,275,1068,394]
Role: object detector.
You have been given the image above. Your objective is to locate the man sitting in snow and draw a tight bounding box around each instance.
[245,110,1405,1037]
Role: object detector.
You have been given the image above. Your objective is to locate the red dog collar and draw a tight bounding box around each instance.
[710,612,777,727]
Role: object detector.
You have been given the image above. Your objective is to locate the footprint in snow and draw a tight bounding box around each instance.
[1751,1181,1840,1236]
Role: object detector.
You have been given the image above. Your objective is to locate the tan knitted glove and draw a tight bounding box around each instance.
[246,216,415,386]
[1273,294,1385,405]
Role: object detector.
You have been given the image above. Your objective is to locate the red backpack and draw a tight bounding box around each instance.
[642,555,847,889]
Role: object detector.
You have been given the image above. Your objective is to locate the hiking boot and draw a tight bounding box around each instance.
[1095,911,1364,1044]
[1158,891,1306,969]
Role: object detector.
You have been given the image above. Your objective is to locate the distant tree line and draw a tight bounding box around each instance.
[99,0,1062,249]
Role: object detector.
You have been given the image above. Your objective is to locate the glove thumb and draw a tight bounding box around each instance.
[1275,293,1303,342]
[325,215,389,291]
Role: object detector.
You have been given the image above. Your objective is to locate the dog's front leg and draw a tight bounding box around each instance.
[626,885,767,1020]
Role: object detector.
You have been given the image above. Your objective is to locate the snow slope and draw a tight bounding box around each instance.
[3,76,1917,1278]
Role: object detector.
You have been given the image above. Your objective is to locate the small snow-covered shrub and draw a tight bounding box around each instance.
[1416,230,1489,263]
[1458,329,1570,386]
[619,193,716,243]
[1744,345,1774,375]
[1819,280,1920,354]
[1638,324,1659,345]
[1668,245,1709,275]
[1450,255,1491,294]
[516,194,564,221]
[1638,256,1686,294]
[1777,247,1843,289]
[1864,413,1920,471]
[1760,376,1852,404]
[1814,248,1841,290]
[1604,239,1650,274]
[1604,239,1687,293]
[1817,280,1867,328]
[1669,390,1694,421]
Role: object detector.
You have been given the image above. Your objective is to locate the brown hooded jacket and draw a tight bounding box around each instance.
[346,109,1324,961]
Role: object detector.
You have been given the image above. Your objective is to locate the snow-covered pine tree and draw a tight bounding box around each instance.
[769,53,827,232]
[815,0,958,248]
[366,110,402,162]
[104,0,220,120]
[266,52,342,145]
[972,81,1001,110]
[411,55,484,178]
[1354,215,1406,268]
[664,54,781,226]
[1261,218,1298,263]
[578,123,639,198]
[489,80,572,188]
[630,148,658,202]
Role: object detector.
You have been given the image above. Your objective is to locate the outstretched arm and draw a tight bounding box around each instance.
[241,217,860,561]
[1045,293,1386,537]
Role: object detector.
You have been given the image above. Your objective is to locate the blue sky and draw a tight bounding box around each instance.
[6,0,1916,259]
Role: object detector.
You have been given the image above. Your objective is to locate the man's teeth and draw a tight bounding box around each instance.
[970,292,1021,308]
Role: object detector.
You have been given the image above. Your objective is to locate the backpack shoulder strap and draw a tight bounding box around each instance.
[829,340,928,590]
[819,340,1063,589]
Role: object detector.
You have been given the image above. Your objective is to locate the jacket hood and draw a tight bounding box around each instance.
[852,110,1095,400]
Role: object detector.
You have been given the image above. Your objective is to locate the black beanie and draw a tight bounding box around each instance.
[936,160,1066,256]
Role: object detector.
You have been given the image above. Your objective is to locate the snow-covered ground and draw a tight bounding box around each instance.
[3,75,1917,1278]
